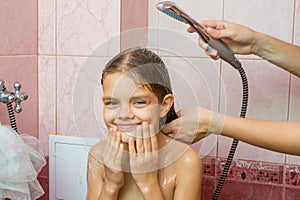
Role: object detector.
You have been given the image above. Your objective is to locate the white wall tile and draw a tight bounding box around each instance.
[163,57,221,157]
[149,0,223,57]
[295,0,300,45]
[218,60,290,163]
[224,0,294,43]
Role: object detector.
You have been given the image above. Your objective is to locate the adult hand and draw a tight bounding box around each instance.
[162,107,223,144]
[101,127,124,191]
[188,20,258,59]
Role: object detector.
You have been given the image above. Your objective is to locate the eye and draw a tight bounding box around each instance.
[103,100,119,108]
[132,99,148,107]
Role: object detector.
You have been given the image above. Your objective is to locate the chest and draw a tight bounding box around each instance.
[118,168,177,200]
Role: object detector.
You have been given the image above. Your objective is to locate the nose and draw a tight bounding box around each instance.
[117,105,134,119]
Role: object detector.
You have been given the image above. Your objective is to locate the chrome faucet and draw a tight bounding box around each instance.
[0,79,28,113]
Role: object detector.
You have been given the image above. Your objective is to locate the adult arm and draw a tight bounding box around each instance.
[163,108,300,156]
[222,115,300,156]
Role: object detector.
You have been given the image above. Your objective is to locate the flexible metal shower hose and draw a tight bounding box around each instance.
[212,66,248,200]
[3,85,18,133]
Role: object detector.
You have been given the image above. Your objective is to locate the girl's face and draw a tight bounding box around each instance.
[102,72,162,143]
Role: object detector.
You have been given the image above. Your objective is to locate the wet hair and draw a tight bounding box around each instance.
[101,47,178,128]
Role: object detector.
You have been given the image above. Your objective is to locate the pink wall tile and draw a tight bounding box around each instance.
[218,180,284,199]
[38,56,56,155]
[121,0,148,31]
[37,176,49,200]
[0,0,37,55]
[285,186,300,200]
[56,0,120,56]
[121,0,148,50]
[201,176,215,199]
[38,0,56,55]
[0,56,38,137]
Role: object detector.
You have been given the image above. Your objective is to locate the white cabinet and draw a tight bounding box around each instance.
[49,135,99,200]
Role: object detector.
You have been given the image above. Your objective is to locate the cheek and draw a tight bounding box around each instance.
[134,106,161,124]
[103,108,115,125]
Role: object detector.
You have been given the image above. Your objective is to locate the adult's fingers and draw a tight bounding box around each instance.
[161,118,179,134]
[201,20,227,30]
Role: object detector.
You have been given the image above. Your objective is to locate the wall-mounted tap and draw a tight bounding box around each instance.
[0,79,28,113]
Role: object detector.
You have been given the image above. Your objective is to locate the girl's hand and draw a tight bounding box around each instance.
[128,122,160,191]
[101,127,125,191]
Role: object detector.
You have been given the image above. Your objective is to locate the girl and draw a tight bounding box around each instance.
[87,48,203,200]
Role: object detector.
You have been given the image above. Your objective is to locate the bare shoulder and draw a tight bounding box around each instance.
[88,140,106,162]
[179,144,203,167]
[166,140,202,173]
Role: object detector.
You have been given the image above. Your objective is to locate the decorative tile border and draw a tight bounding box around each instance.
[203,157,216,177]
[203,156,300,196]
[216,158,284,184]
[285,165,300,186]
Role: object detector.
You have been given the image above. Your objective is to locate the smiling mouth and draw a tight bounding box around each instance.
[116,124,139,132]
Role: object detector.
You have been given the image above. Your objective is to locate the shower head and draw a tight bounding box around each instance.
[156,1,241,69]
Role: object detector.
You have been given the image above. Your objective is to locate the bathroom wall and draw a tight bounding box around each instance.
[0,0,299,199]
[148,0,300,199]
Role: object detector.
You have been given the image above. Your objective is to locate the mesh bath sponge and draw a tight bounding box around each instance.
[0,125,46,200]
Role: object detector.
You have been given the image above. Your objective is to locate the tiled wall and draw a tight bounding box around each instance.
[0,0,300,199]
[150,0,300,199]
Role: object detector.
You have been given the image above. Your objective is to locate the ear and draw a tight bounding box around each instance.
[159,94,174,118]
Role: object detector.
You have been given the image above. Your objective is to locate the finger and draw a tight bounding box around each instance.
[114,131,121,148]
[198,38,209,51]
[107,127,113,143]
[206,26,235,40]
[115,143,124,170]
[198,37,220,59]
[201,20,227,30]
[142,122,151,153]
[106,128,115,152]
[187,26,195,33]
[161,119,179,134]
[128,137,136,156]
[176,110,182,117]
[135,125,144,153]
[150,124,158,151]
